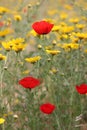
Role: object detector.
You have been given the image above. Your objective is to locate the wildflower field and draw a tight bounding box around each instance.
[0,0,87,130]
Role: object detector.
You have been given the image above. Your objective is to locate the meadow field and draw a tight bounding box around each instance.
[0,0,87,130]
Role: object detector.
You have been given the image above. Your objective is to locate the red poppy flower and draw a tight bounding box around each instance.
[40,103,55,114]
[0,22,4,27]
[19,76,41,89]
[76,84,87,94]
[32,20,54,35]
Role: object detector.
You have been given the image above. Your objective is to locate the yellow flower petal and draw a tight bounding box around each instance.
[46,50,61,55]
[0,118,5,124]
[25,56,41,63]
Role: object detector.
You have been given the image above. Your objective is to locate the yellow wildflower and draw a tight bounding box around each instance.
[60,26,74,34]
[60,13,68,20]
[46,50,61,55]
[61,43,79,50]
[76,24,85,29]
[47,9,58,16]
[75,33,87,40]
[0,54,6,60]
[2,41,13,51]
[27,30,38,37]
[11,38,25,45]
[70,43,80,49]
[2,38,25,51]
[71,37,79,43]
[25,56,41,63]
[57,43,62,47]
[52,25,61,32]
[0,6,9,14]
[60,34,68,40]
[50,67,58,74]
[45,45,53,50]
[0,29,12,37]
[43,19,56,24]
[14,15,22,21]
[64,4,73,10]
[59,22,67,27]
[0,118,5,124]
[22,70,30,74]
[8,111,13,115]
[69,18,79,24]
[3,112,13,117]
[12,43,26,52]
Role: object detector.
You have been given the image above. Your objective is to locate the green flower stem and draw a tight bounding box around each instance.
[54,111,61,130]
[2,123,5,130]
[0,52,9,97]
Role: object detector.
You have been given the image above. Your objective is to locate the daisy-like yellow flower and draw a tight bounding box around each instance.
[0,29,13,37]
[60,26,74,34]
[11,38,25,45]
[59,22,67,27]
[0,54,6,60]
[27,30,38,37]
[0,6,9,15]
[43,19,56,24]
[76,24,85,30]
[2,41,13,51]
[60,34,68,40]
[14,14,22,21]
[60,13,68,20]
[25,56,41,63]
[61,43,80,51]
[52,25,61,32]
[46,50,61,55]
[2,38,25,51]
[71,37,79,43]
[12,43,26,52]
[75,33,87,40]
[0,118,5,124]
[69,18,79,24]
[70,43,80,49]
[45,45,53,50]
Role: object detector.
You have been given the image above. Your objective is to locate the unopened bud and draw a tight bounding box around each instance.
[4,66,8,70]
[13,114,18,119]
[36,2,40,6]
[28,4,32,8]
[52,40,57,45]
